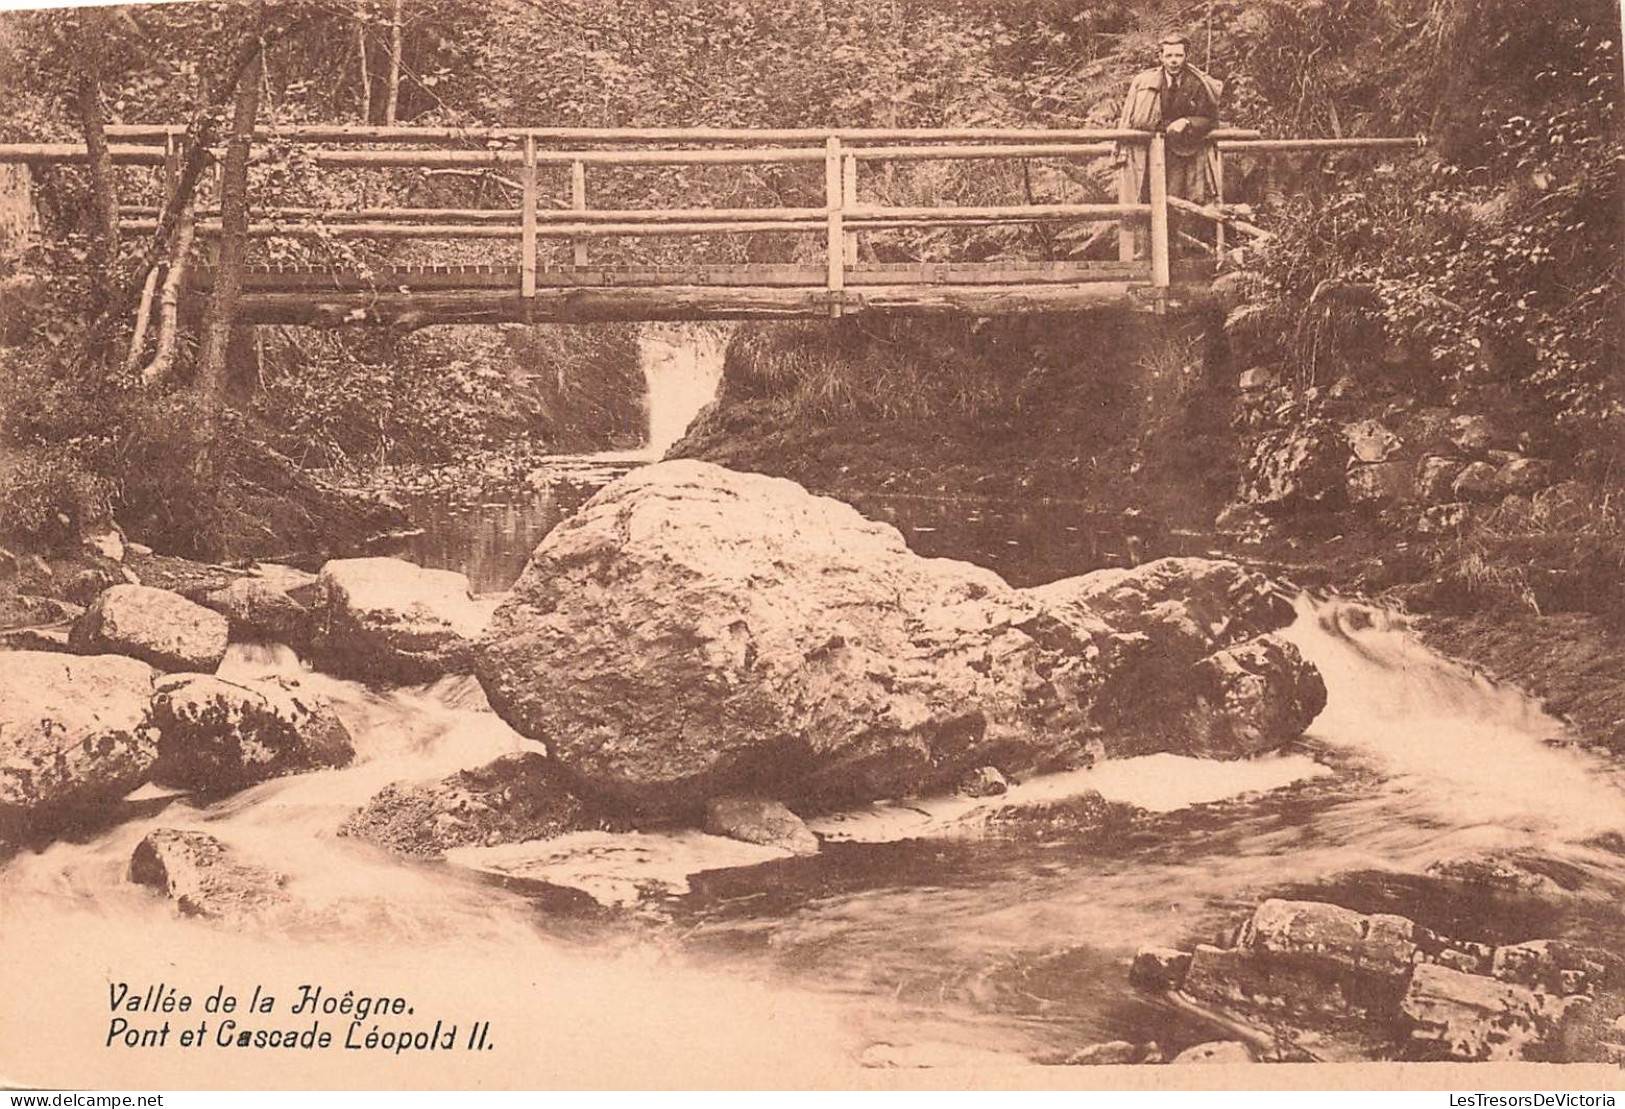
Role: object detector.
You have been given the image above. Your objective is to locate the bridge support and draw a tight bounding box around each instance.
[225,281,1220,327]
[520,136,537,297]
[825,137,845,318]
[1148,133,1170,292]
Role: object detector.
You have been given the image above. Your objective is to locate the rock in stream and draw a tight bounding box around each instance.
[475,461,1326,817]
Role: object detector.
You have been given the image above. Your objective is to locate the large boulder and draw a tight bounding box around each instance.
[1344,418,1400,463]
[70,584,228,673]
[311,557,493,683]
[1028,557,1296,666]
[476,464,1323,814]
[704,797,819,856]
[1448,414,1506,453]
[1240,899,1418,982]
[1451,462,1501,502]
[1346,460,1416,507]
[340,751,601,857]
[478,462,1124,815]
[129,828,290,920]
[1400,962,1572,1061]
[1237,421,1345,514]
[1490,940,1620,996]
[149,674,354,792]
[1415,456,1468,503]
[200,578,314,647]
[1395,407,1457,456]
[1032,563,1318,757]
[1177,635,1328,756]
[1129,946,1193,991]
[0,651,159,833]
[1184,899,1428,1022]
[1495,457,1555,495]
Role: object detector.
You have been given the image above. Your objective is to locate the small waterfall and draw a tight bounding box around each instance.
[638,323,729,458]
[1280,595,1625,845]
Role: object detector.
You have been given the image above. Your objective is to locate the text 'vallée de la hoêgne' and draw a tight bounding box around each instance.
[104,981,496,1054]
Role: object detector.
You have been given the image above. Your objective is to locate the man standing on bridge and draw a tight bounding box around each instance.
[1115,32,1223,253]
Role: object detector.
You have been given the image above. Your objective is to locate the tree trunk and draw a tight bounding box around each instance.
[139,194,196,387]
[75,14,119,314]
[195,50,263,421]
[122,264,161,375]
[80,35,267,358]
[356,14,373,123]
[384,0,403,124]
[225,325,262,403]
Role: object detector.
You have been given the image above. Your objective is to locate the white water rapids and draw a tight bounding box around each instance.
[3,597,1624,1085]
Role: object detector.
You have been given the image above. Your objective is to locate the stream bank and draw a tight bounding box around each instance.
[672,315,1625,759]
[4,318,1624,1076]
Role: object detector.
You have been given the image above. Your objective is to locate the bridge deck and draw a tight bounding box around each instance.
[193,260,1219,325]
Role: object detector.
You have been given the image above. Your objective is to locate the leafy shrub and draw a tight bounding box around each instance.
[0,446,110,550]
[110,394,241,558]
[721,318,1028,424]
[1231,1,1621,461]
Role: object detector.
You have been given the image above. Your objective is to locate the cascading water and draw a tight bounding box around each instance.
[4,589,1624,1080]
[396,324,728,592]
[637,323,729,459]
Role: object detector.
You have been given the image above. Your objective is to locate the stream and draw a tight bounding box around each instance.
[4,325,1625,1084]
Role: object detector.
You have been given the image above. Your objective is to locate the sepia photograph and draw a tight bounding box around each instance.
[0,0,1621,1092]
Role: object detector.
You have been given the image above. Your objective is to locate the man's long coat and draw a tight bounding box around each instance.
[1115,64,1224,205]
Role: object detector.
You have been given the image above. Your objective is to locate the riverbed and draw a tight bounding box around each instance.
[6,451,1625,1085]
[5,319,1625,1084]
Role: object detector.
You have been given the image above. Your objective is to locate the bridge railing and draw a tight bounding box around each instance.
[0,127,1426,320]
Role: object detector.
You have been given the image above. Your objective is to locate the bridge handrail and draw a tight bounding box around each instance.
[96,124,1268,147]
[0,128,1428,315]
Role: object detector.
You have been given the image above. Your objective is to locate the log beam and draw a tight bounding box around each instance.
[227,281,1214,327]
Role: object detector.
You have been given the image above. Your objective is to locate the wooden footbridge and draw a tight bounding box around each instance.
[0,126,1424,327]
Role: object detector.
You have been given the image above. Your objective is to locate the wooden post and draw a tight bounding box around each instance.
[825,136,843,317]
[1213,150,1226,259]
[570,159,587,267]
[163,131,181,195]
[841,152,858,265]
[1117,146,1135,262]
[520,135,536,297]
[1148,133,1170,291]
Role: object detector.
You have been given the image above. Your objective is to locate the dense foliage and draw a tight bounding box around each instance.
[1228,0,1621,464]
[0,0,1618,565]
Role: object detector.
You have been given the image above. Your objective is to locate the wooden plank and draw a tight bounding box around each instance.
[193,259,1165,293]
[103,124,1266,145]
[570,160,588,267]
[849,261,1150,285]
[1216,137,1426,153]
[1118,150,1136,262]
[229,281,1200,327]
[850,142,1114,161]
[520,137,537,297]
[126,218,826,239]
[1148,134,1170,290]
[311,147,831,168]
[538,204,828,224]
[1166,195,1272,241]
[119,205,526,221]
[849,203,1142,222]
[825,137,844,314]
[0,143,165,165]
[841,154,858,266]
[124,203,830,224]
